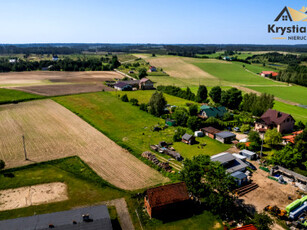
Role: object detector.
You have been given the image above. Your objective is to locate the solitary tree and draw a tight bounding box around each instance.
[138,68,147,79]
[121,94,129,102]
[187,116,199,131]
[209,86,222,103]
[148,91,167,117]
[196,85,208,103]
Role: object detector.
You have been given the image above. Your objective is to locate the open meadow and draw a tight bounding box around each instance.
[54,92,230,161]
[136,54,307,123]
[0,99,168,190]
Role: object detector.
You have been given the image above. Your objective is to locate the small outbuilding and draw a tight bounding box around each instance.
[231,171,248,186]
[114,82,133,91]
[240,149,257,160]
[201,126,221,139]
[144,182,190,218]
[194,131,204,137]
[233,153,247,162]
[182,133,195,145]
[215,131,236,144]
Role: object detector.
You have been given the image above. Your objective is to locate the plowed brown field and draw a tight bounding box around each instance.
[0,99,168,190]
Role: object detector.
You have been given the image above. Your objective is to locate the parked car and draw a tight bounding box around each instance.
[234,127,240,132]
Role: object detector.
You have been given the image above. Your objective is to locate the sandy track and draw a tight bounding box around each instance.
[0,100,168,190]
[0,182,68,211]
[11,83,113,96]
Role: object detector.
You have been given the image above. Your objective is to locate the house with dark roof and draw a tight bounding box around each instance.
[144,182,190,218]
[255,109,295,133]
[0,205,112,230]
[211,152,248,174]
[139,78,154,90]
[231,171,248,186]
[201,126,221,139]
[215,131,236,144]
[199,105,227,119]
[182,133,195,145]
[114,82,133,91]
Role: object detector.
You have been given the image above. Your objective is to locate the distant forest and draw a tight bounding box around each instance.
[0,56,120,72]
[1,43,307,55]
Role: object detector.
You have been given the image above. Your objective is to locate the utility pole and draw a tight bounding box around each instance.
[22,135,28,160]
[260,133,264,162]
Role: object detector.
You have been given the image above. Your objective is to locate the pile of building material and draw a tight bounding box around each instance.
[150,142,183,161]
[286,196,307,220]
[233,183,259,196]
[142,151,172,172]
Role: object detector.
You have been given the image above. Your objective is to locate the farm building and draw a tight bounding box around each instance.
[114,82,133,91]
[231,171,248,186]
[233,153,247,162]
[194,131,204,137]
[260,71,278,77]
[165,118,176,126]
[123,80,140,88]
[182,133,195,145]
[144,182,190,218]
[0,205,112,230]
[201,126,221,139]
[199,105,227,119]
[215,131,236,144]
[139,78,154,90]
[148,66,157,72]
[240,149,257,160]
[211,152,248,174]
[255,109,295,133]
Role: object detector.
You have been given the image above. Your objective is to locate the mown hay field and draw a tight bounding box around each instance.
[0,99,168,190]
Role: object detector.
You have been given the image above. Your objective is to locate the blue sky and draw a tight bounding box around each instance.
[1,0,307,44]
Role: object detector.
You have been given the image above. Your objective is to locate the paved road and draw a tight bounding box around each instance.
[102,198,135,230]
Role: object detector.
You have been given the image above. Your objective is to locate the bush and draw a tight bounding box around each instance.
[241,124,251,132]
[130,98,139,106]
[173,127,186,142]
[121,94,129,102]
[0,160,5,170]
[139,103,147,111]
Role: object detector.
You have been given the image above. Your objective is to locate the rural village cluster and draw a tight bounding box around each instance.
[0,45,306,230]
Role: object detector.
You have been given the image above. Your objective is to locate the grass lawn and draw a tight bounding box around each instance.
[110,90,196,107]
[193,62,284,86]
[147,210,223,230]
[247,85,307,106]
[273,101,307,123]
[173,136,231,159]
[0,88,44,104]
[0,157,140,225]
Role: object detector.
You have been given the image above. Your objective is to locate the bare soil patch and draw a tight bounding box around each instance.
[0,71,122,87]
[241,162,299,211]
[0,182,68,211]
[144,56,217,80]
[0,100,168,190]
[12,83,113,96]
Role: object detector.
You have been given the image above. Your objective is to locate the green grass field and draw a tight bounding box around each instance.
[247,85,307,105]
[273,101,307,123]
[110,90,195,107]
[0,157,130,221]
[193,62,284,86]
[147,211,223,230]
[0,88,44,104]
[54,92,229,160]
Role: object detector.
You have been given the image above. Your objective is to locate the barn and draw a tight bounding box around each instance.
[144,182,190,218]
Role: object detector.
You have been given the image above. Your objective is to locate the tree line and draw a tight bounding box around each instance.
[0,56,120,72]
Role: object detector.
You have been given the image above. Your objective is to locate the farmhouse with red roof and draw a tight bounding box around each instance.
[260,71,279,77]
